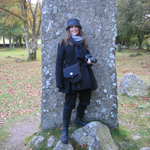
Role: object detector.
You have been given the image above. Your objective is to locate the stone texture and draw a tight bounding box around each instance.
[140,147,150,150]
[41,0,118,130]
[31,136,44,148]
[118,73,150,97]
[30,122,119,149]
[133,135,141,140]
[54,140,73,150]
[47,136,56,148]
[118,142,126,149]
[71,121,118,150]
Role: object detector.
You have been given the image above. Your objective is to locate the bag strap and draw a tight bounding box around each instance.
[77,48,91,57]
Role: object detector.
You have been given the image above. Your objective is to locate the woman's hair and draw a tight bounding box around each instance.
[60,27,87,48]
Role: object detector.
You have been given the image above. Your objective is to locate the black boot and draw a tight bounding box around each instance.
[60,120,70,144]
[60,108,72,144]
[75,112,88,127]
[75,103,88,127]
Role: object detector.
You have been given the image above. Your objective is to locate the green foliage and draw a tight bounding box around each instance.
[0,9,24,37]
[0,127,10,147]
[116,0,150,48]
[110,125,130,142]
[121,142,139,150]
[110,125,139,150]
[30,53,36,60]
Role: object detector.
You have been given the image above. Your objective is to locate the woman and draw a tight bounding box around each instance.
[56,18,97,144]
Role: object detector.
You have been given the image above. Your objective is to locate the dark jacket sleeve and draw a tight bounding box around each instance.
[56,42,65,88]
[85,48,93,67]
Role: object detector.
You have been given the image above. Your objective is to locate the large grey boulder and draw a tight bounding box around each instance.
[71,121,118,150]
[118,73,150,97]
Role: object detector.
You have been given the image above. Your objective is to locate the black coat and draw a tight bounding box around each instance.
[56,40,98,94]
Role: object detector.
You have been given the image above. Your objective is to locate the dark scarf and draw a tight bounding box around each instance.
[70,35,85,63]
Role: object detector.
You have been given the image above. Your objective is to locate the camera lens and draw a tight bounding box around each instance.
[90,57,97,64]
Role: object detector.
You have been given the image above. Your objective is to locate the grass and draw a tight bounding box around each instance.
[115,95,150,149]
[115,49,150,149]
[116,48,150,85]
[0,47,150,149]
[0,47,42,146]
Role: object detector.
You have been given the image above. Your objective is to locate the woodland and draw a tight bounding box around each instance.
[0,0,42,60]
[116,0,150,50]
[0,0,150,60]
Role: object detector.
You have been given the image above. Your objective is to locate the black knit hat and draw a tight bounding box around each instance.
[66,18,82,30]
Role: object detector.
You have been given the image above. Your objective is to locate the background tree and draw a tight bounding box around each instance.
[116,0,150,49]
[0,0,42,60]
[116,0,135,48]
[28,0,41,60]
[0,11,24,49]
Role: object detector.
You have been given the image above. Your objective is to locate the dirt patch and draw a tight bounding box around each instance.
[1,113,41,150]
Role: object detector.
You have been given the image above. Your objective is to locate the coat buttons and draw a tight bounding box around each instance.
[70,72,73,75]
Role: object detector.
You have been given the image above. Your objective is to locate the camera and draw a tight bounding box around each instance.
[85,54,97,64]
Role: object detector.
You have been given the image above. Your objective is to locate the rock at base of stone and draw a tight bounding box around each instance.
[118,73,150,97]
[47,136,56,148]
[71,121,118,150]
[54,140,74,150]
[31,136,44,148]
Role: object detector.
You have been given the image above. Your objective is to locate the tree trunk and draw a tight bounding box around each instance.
[24,23,30,60]
[13,34,15,49]
[16,36,19,47]
[117,43,121,52]
[19,36,22,47]
[3,35,5,47]
[125,38,130,49]
[146,44,150,51]
[20,0,30,60]
[32,15,36,60]
[137,34,143,49]
[138,41,142,49]
[30,1,37,60]
[9,33,12,49]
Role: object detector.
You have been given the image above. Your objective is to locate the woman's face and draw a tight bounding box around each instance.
[70,25,79,36]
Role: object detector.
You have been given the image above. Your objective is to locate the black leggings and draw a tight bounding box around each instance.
[64,89,91,110]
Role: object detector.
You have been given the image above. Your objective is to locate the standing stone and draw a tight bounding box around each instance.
[41,0,118,130]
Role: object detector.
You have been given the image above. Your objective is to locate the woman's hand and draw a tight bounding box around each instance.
[87,58,92,65]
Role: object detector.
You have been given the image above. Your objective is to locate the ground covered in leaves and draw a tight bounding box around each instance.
[0,48,42,149]
[116,49,150,149]
[0,48,150,150]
